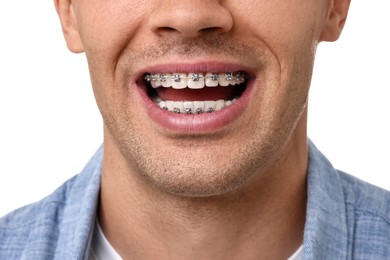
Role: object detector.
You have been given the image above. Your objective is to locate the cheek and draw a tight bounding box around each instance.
[240,1,321,94]
[75,0,150,65]
[230,0,324,54]
[229,1,322,113]
[73,0,151,121]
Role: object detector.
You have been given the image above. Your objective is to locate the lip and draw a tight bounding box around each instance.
[134,62,256,134]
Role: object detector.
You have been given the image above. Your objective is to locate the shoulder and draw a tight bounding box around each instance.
[339,171,390,220]
[305,141,390,258]
[338,170,390,256]
[0,175,79,258]
[0,147,102,259]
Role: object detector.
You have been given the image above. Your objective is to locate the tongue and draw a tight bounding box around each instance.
[157,86,234,101]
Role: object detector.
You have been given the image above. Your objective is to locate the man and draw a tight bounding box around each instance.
[1,0,390,259]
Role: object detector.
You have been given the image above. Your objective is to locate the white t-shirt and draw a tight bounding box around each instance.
[288,245,303,260]
[88,220,302,260]
[88,221,123,260]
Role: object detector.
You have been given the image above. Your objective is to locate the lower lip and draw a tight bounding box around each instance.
[136,80,254,134]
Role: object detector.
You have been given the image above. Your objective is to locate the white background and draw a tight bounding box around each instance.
[0,1,389,216]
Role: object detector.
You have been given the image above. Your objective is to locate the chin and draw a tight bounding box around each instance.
[126,138,278,198]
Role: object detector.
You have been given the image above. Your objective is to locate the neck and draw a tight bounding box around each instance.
[98,113,308,260]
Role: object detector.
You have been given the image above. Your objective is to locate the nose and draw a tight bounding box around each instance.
[148,0,233,38]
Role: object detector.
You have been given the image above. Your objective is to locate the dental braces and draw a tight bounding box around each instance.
[163,106,215,114]
[144,72,247,83]
[155,98,237,114]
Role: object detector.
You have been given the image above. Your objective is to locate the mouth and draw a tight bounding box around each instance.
[143,71,249,114]
[135,63,256,133]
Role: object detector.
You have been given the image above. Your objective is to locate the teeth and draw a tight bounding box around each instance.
[171,73,187,89]
[183,101,194,114]
[153,99,237,114]
[165,101,174,111]
[215,99,225,111]
[218,73,230,87]
[147,72,246,114]
[158,100,166,109]
[150,74,162,88]
[188,73,205,89]
[145,72,247,89]
[173,101,184,113]
[194,101,204,114]
[204,101,216,113]
[205,73,219,87]
[161,74,172,88]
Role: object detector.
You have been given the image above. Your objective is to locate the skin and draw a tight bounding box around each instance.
[55,0,350,259]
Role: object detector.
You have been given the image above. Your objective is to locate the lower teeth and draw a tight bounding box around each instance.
[153,98,237,114]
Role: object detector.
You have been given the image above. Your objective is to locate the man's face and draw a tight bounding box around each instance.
[61,0,346,196]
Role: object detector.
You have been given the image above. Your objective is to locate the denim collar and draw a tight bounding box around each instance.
[66,141,348,259]
[303,140,348,259]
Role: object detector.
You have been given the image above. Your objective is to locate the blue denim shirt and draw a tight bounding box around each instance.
[1,141,390,259]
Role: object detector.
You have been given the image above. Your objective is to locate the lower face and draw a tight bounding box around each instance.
[77,1,324,197]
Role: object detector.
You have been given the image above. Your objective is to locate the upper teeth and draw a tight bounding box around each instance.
[144,72,246,89]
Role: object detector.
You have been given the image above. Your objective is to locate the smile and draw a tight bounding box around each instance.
[135,62,255,133]
[143,71,248,114]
